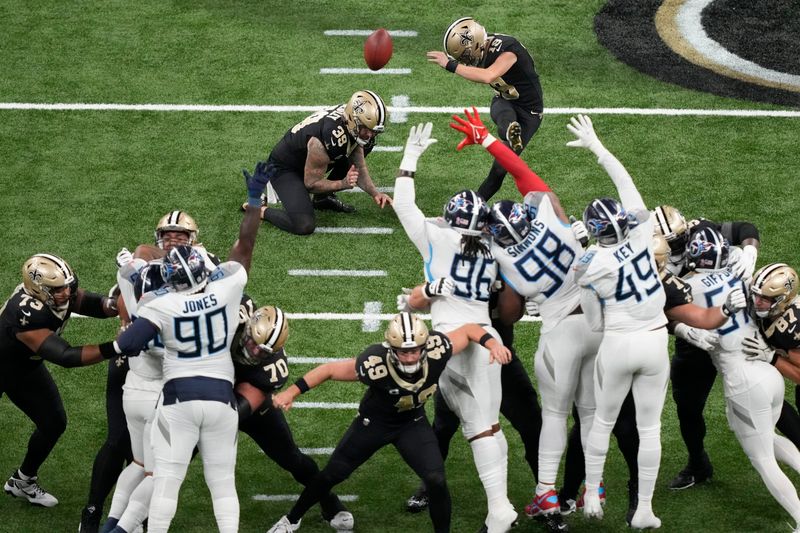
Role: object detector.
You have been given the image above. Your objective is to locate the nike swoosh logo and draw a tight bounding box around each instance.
[21,310,31,317]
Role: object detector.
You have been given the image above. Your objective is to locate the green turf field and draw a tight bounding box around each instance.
[1,1,799,531]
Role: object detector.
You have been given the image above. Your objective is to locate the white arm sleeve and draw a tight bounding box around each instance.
[580,286,604,332]
[595,148,646,212]
[393,177,432,261]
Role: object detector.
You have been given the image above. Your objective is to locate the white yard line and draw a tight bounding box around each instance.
[288,356,349,364]
[287,269,387,277]
[390,95,411,123]
[319,68,411,75]
[72,311,541,321]
[362,301,382,332]
[1,102,797,117]
[293,402,360,409]
[370,146,402,152]
[314,227,393,234]
[324,30,418,37]
[338,185,395,192]
[298,447,335,455]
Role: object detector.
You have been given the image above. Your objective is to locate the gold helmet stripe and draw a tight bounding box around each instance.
[35,253,74,284]
[363,90,385,132]
[266,307,286,350]
[753,262,789,291]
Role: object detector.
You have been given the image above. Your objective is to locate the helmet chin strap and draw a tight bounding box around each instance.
[397,362,421,374]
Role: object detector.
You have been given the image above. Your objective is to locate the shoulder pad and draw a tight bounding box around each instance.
[573,248,597,283]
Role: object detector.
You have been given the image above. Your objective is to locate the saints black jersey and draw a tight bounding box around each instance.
[269,105,358,171]
[233,347,290,395]
[356,331,453,426]
[757,299,800,352]
[0,286,72,373]
[482,34,543,112]
[662,271,693,311]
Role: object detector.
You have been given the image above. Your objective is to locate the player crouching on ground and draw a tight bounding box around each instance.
[266,312,512,533]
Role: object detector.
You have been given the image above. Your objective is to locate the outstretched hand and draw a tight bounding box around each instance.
[488,343,512,365]
[399,122,438,173]
[566,114,603,154]
[450,107,491,151]
[244,161,273,200]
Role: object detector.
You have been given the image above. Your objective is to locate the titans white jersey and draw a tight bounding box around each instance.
[492,194,582,334]
[136,262,246,384]
[576,216,667,332]
[684,269,753,396]
[117,259,165,382]
[393,178,495,332]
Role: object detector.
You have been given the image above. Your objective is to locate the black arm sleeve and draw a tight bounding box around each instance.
[78,291,114,318]
[720,221,760,245]
[235,392,253,422]
[116,318,158,355]
[37,334,84,368]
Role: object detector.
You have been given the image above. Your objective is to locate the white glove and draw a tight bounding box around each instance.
[674,323,718,352]
[742,334,777,364]
[396,287,413,312]
[569,215,589,247]
[399,122,438,173]
[722,287,746,317]
[730,244,758,281]
[565,114,604,155]
[115,247,133,268]
[525,298,540,317]
[423,277,454,299]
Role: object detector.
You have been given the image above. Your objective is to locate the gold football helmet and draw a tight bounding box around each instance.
[443,17,488,66]
[385,312,429,375]
[652,205,688,255]
[652,234,671,275]
[344,90,386,146]
[22,253,77,310]
[237,305,289,365]
[751,263,798,318]
[155,211,198,249]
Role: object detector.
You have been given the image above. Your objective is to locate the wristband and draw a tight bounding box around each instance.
[99,341,120,359]
[771,352,780,366]
[445,59,458,73]
[478,333,494,348]
[294,377,310,394]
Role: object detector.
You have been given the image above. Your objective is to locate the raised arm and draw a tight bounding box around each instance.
[450,107,550,195]
[393,123,439,260]
[229,160,272,272]
[566,114,645,212]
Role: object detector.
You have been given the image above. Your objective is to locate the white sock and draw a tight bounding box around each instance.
[118,475,153,532]
[584,416,614,486]
[637,424,662,503]
[470,436,510,509]
[538,411,567,486]
[495,429,508,459]
[108,463,145,519]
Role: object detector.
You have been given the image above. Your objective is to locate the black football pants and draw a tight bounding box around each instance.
[239,404,346,520]
[288,415,451,533]
[1,364,67,477]
[477,97,543,201]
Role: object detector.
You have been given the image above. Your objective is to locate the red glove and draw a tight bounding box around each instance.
[450,107,493,151]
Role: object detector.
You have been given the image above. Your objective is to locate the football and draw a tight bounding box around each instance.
[364,28,392,71]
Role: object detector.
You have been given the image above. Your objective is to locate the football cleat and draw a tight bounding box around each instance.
[484,505,518,532]
[266,515,301,533]
[313,193,355,213]
[99,517,118,533]
[538,513,569,532]
[630,509,662,530]
[668,464,713,490]
[576,481,605,510]
[79,505,101,533]
[579,484,604,519]
[506,121,523,152]
[559,498,576,516]
[524,489,561,517]
[328,510,354,531]
[4,471,58,507]
[405,485,429,513]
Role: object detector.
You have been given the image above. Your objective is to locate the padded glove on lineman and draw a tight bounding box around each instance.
[244,161,273,201]
[722,287,747,316]
[569,216,589,247]
[742,334,778,364]
[396,287,414,312]
[566,114,605,155]
[399,122,438,173]
[423,277,455,299]
[115,247,133,268]
[730,245,758,281]
[450,107,495,150]
[674,323,718,353]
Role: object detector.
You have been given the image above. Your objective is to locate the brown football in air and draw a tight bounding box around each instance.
[364,28,393,71]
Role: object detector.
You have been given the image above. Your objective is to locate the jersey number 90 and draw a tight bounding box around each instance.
[173,308,229,358]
